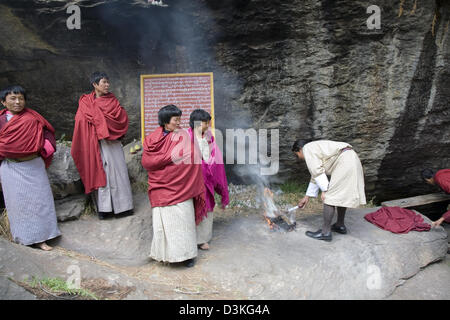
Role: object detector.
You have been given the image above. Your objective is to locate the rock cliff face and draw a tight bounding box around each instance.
[0,0,448,202]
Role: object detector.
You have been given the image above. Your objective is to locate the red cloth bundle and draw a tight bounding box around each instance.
[364,206,431,234]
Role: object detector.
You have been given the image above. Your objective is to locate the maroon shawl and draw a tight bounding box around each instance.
[142,127,207,225]
[434,169,450,194]
[0,108,56,168]
[71,91,129,194]
[365,207,431,234]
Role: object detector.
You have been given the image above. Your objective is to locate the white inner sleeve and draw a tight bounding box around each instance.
[314,173,329,192]
[306,181,320,197]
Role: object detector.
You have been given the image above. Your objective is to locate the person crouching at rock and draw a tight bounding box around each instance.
[71,72,134,220]
[141,105,207,268]
[292,139,366,242]
[421,168,450,228]
[188,109,229,251]
[0,85,61,251]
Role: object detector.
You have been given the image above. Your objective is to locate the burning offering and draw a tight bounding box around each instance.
[262,188,297,232]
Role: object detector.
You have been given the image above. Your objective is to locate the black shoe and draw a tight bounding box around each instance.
[305,229,332,242]
[331,223,347,234]
[116,210,134,218]
[98,212,108,220]
[185,259,195,268]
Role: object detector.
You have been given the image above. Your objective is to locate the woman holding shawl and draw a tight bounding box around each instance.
[188,109,229,250]
[142,105,206,268]
[71,72,133,219]
[0,86,60,251]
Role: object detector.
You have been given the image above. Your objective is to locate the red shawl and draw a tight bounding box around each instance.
[433,169,450,221]
[141,127,207,225]
[71,91,129,194]
[434,169,450,194]
[0,108,55,168]
[364,207,430,234]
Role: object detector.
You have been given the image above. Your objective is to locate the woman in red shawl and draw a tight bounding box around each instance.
[0,86,60,251]
[188,109,229,251]
[142,105,206,268]
[71,72,133,219]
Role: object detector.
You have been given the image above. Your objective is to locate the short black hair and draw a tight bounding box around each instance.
[158,104,182,127]
[292,139,312,152]
[421,169,434,180]
[0,85,27,102]
[90,71,109,86]
[189,109,211,129]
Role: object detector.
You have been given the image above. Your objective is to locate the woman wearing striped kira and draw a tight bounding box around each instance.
[0,85,61,251]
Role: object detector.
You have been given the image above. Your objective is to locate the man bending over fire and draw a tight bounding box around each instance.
[292,139,366,242]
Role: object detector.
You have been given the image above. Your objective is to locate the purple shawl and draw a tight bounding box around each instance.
[188,128,229,214]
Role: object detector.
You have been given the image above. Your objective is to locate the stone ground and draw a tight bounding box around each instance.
[0,192,449,300]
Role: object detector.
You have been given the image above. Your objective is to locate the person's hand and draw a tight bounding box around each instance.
[431,217,445,228]
[321,191,326,202]
[298,196,309,209]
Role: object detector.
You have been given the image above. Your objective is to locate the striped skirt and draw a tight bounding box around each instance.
[0,157,61,246]
[96,139,134,214]
[150,198,197,263]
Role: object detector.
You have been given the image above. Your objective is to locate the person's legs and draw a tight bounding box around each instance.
[321,204,335,234]
[196,212,213,250]
[305,204,334,241]
[336,207,346,226]
[332,207,348,234]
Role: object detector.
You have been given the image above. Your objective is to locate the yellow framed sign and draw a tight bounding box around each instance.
[140,72,215,141]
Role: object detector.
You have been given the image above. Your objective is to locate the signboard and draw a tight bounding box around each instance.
[140,73,215,141]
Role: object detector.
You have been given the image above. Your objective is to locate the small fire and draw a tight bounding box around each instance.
[262,187,276,230]
[264,215,275,230]
[262,187,296,232]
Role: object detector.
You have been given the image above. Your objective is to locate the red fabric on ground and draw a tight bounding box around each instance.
[0,108,56,168]
[364,206,431,234]
[71,92,128,194]
[142,127,206,225]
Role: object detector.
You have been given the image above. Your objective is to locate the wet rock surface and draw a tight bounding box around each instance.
[54,192,152,267]
[199,207,448,299]
[1,193,448,300]
[54,194,86,222]
[47,143,83,199]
